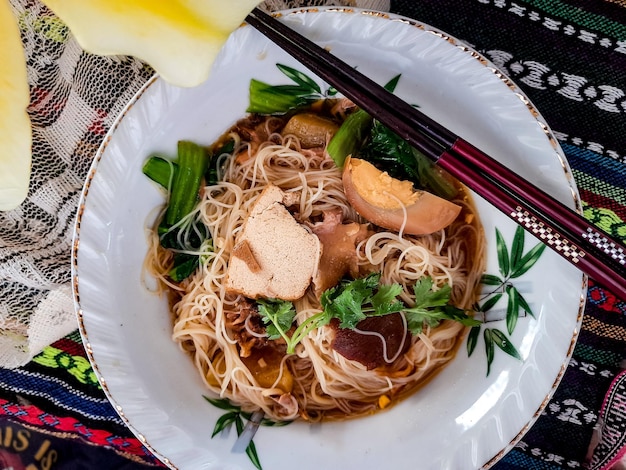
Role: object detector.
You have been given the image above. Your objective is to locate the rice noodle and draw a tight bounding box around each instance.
[146,123,486,422]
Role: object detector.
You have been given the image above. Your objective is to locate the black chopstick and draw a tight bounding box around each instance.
[245,8,626,300]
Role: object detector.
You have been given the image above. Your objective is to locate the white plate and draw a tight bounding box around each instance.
[72,8,585,470]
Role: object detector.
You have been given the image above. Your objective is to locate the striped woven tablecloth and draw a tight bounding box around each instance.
[1,0,624,469]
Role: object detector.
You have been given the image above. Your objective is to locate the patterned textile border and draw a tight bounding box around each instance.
[0,331,165,468]
[589,370,626,470]
[392,0,626,164]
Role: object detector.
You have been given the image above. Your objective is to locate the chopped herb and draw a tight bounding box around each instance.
[401,277,479,334]
[320,273,403,329]
[257,273,478,354]
[257,299,297,341]
[257,298,326,354]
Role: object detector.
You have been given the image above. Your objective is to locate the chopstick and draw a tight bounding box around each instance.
[245,8,626,300]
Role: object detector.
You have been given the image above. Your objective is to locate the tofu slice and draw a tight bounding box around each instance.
[225,184,320,300]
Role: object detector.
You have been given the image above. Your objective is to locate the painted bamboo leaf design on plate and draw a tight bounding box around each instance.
[205,396,291,470]
[468,226,546,375]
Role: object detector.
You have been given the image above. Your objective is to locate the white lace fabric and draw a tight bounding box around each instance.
[0,0,390,368]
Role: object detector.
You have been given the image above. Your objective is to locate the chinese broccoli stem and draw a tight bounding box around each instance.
[326,75,400,168]
[164,141,211,227]
[325,108,373,168]
[247,80,312,115]
[412,148,458,200]
[142,155,178,189]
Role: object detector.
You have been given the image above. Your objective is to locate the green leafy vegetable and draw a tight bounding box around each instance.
[257,299,297,341]
[359,121,458,199]
[157,217,208,251]
[142,155,178,189]
[167,253,199,282]
[206,138,235,185]
[158,223,209,282]
[247,64,330,115]
[357,119,419,179]
[257,273,477,354]
[248,80,316,115]
[324,73,457,199]
[325,108,372,168]
[326,75,400,168]
[142,140,213,282]
[412,147,457,198]
[165,140,211,227]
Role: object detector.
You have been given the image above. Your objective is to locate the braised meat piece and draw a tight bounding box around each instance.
[331,314,411,370]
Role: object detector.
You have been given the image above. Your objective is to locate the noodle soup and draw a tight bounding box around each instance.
[144,87,485,423]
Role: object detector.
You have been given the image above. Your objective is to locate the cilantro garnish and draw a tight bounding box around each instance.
[257,299,297,341]
[320,274,404,329]
[257,273,479,354]
[401,276,480,334]
[257,298,327,354]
